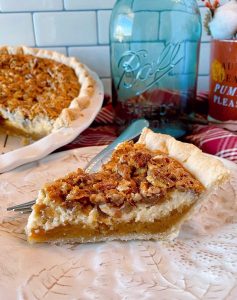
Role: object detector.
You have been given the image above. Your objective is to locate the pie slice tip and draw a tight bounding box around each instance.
[25,129,230,244]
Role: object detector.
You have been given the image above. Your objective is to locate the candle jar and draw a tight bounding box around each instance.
[209,39,237,123]
[110,0,202,137]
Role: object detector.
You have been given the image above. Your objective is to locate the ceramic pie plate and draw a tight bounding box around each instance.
[0,146,236,299]
[0,68,104,173]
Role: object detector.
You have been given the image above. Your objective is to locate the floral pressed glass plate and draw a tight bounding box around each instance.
[0,146,236,300]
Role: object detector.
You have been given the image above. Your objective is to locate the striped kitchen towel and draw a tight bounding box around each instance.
[59,125,117,151]
[58,92,237,164]
[186,125,237,163]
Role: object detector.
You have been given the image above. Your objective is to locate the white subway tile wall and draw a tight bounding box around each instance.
[64,0,116,10]
[0,0,229,94]
[68,46,110,77]
[33,12,97,46]
[0,13,35,46]
[97,10,112,44]
[0,0,63,12]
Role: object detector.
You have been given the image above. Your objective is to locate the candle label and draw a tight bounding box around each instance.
[209,40,237,121]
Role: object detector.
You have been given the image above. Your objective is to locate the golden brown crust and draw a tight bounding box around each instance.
[0,45,95,136]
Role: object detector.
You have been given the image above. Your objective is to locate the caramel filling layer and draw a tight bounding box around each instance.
[28,204,193,243]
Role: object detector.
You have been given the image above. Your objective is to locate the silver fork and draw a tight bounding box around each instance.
[7,119,149,214]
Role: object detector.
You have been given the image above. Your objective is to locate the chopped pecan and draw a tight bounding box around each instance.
[116,163,131,179]
[105,189,125,206]
[90,193,106,204]
[66,186,90,203]
[131,151,152,168]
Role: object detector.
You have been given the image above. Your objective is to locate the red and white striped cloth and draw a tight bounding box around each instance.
[56,96,117,152]
[58,93,237,164]
[186,125,237,163]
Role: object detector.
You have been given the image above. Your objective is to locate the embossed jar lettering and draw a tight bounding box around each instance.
[110,0,202,137]
[117,43,183,94]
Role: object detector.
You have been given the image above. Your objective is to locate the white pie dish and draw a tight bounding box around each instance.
[0,68,104,173]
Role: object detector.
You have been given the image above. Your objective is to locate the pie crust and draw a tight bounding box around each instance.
[26,129,230,244]
[0,46,95,138]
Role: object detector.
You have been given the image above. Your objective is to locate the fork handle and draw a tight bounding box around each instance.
[85,119,149,173]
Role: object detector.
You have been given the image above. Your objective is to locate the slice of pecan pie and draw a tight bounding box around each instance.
[0,46,95,139]
[26,129,229,244]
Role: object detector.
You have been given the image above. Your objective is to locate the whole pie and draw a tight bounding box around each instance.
[0,46,95,139]
[26,129,229,244]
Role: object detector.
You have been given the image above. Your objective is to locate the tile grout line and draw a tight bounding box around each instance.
[0,8,113,14]
[62,0,65,11]
[95,10,99,45]
[31,12,37,46]
[40,44,109,48]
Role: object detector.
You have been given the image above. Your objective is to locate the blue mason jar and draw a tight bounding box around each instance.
[110,0,202,137]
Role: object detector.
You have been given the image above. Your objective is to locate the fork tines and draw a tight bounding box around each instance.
[7,200,35,213]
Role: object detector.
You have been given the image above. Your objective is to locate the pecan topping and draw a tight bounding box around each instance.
[0,53,80,120]
[43,142,205,209]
